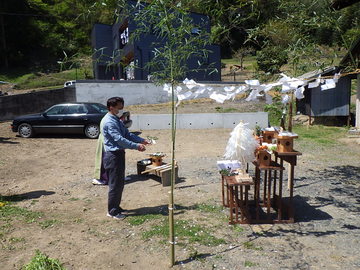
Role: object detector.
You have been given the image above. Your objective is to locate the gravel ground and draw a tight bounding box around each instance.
[0,119,360,270]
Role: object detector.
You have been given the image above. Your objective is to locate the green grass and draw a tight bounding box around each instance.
[232,225,245,233]
[244,260,258,267]
[293,125,348,146]
[39,219,60,229]
[215,106,239,113]
[127,213,163,226]
[22,250,66,270]
[0,204,42,223]
[0,67,93,90]
[243,241,263,251]
[142,219,226,246]
[193,203,224,213]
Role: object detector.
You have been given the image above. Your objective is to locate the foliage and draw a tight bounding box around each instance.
[256,46,288,74]
[130,0,215,83]
[264,91,284,126]
[22,250,66,270]
[1,0,360,73]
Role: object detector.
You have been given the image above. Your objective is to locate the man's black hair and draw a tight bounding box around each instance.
[107,97,124,110]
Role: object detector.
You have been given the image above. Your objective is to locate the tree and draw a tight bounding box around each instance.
[128,0,216,265]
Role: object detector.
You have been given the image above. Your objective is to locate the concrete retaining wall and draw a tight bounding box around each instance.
[130,112,268,130]
[76,80,168,105]
[0,88,76,121]
[75,80,246,105]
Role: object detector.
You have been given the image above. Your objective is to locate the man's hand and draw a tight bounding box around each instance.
[142,139,151,145]
[137,144,146,152]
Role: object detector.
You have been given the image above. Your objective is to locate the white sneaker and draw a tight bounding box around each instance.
[92,179,106,185]
[107,213,126,220]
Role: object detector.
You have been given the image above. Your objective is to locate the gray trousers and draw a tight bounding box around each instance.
[103,150,125,216]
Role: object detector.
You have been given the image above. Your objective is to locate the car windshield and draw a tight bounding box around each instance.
[88,103,108,113]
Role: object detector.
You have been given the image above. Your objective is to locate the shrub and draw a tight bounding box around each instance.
[256,46,288,74]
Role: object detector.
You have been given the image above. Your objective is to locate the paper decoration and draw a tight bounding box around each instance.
[282,94,290,104]
[216,160,242,171]
[162,72,342,106]
[321,79,336,91]
[224,122,259,168]
[295,86,305,99]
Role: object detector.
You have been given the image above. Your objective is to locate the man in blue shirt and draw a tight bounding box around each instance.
[102,97,150,220]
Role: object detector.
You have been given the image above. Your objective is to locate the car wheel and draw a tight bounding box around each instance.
[18,123,33,138]
[84,124,99,139]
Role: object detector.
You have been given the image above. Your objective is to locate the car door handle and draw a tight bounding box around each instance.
[58,118,63,121]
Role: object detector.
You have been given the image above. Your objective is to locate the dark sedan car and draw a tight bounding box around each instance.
[11,103,108,138]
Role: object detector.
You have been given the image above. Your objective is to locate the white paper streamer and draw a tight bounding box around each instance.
[295,86,305,99]
[321,79,336,91]
[282,94,290,104]
[168,71,340,106]
[209,92,228,103]
[245,79,260,86]
[246,89,259,101]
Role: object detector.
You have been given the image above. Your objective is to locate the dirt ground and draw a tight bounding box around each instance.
[1,117,360,270]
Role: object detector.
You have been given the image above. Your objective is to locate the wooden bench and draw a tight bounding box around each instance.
[137,161,179,186]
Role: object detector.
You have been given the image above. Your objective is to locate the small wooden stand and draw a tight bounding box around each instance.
[223,172,254,224]
[256,150,271,166]
[262,130,277,143]
[137,161,179,187]
[276,135,298,152]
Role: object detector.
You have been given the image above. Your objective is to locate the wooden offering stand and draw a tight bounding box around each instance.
[256,150,271,166]
[137,155,179,187]
[276,134,298,152]
[262,130,277,143]
[222,170,255,224]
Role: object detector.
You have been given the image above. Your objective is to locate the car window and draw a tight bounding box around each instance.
[67,104,88,114]
[88,103,108,113]
[45,105,67,115]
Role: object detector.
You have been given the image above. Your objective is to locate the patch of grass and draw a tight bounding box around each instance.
[2,237,26,250]
[244,260,258,267]
[69,197,80,201]
[142,219,226,246]
[232,225,245,233]
[0,204,42,223]
[0,65,93,91]
[215,106,239,113]
[73,218,83,224]
[9,237,26,244]
[243,241,263,251]
[193,203,224,213]
[294,125,348,146]
[30,200,38,206]
[39,219,60,229]
[22,250,66,270]
[127,214,163,226]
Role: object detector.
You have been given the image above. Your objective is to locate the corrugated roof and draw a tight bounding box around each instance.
[298,66,338,80]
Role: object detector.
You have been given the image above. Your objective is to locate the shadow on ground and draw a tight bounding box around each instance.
[0,137,19,144]
[0,190,55,201]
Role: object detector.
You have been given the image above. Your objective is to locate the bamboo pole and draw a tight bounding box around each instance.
[169,81,176,267]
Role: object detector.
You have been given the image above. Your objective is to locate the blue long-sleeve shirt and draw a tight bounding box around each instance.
[102,113,144,152]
